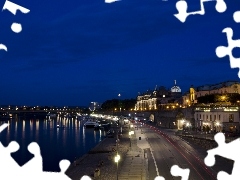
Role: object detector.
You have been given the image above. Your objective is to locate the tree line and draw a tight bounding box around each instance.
[197,93,240,104]
[100,98,136,111]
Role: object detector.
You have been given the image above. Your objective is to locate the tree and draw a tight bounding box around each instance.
[101,98,136,111]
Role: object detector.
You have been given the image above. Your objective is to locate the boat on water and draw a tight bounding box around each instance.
[46,113,57,118]
[56,124,65,129]
[64,113,72,118]
[84,121,99,128]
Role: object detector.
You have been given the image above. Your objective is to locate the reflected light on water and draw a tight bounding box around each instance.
[94,130,96,143]
[15,120,17,132]
[83,125,85,148]
[36,119,39,131]
[22,120,25,140]
[57,128,59,140]
[0,117,105,172]
[30,120,33,138]
[30,120,33,131]
[23,120,25,131]
[43,120,46,129]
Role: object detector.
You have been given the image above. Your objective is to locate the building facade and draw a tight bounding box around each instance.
[135,81,182,111]
[183,81,240,106]
[194,106,240,132]
[89,102,101,111]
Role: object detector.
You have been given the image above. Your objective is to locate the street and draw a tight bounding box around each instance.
[141,124,217,180]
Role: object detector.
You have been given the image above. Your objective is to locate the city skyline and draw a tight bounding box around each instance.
[0,0,240,106]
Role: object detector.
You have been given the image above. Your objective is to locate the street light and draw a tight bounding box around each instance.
[115,154,120,180]
[129,131,132,150]
[129,130,134,151]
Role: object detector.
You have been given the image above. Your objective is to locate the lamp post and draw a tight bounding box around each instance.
[129,131,132,151]
[129,130,134,151]
[115,154,120,180]
[118,93,121,112]
[118,93,123,134]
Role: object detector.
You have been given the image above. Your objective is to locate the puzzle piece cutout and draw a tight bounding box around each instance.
[204,132,240,179]
[0,141,20,172]
[0,0,30,51]
[0,123,8,132]
[105,0,121,3]
[171,165,190,180]
[3,0,30,15]
[0,44,8,51]
[233,11,240,23]
[81,175,92,180]
[215,12,240,78]
[154,176,165,180]
[0,124,92,179]
[154,165,190,180]
[21,142,43,174]
[174,0,227,22]
[2,0,30,33]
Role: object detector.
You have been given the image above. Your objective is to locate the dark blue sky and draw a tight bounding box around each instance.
[0,0,240,106]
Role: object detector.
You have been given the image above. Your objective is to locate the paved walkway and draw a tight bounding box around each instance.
[118,125,150,180]
[66,125,130,180]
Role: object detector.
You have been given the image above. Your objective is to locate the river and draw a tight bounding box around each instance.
[0,116,106,172]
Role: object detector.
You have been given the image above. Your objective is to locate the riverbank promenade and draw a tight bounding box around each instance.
[118,126,149,180]
[66,123,149,180]
[66,121,236,180]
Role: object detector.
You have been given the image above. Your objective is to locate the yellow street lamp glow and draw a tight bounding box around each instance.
[115,154,120,162]
[129,131,134,135]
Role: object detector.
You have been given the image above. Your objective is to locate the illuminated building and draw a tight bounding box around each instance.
[89,102,101,111]
[135,80,182,110]
[183,81,240,106]
[195,106,240,132]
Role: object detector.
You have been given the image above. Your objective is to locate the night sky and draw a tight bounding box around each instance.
[0,0,240,106]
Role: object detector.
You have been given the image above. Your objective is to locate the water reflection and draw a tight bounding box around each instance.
[82,123,86,151]
[22,120,25,140]
[15,120,17,133]
[36,120,39,131]
[23,120,25,131]
[0,117,106,171]
[94,130,96,143]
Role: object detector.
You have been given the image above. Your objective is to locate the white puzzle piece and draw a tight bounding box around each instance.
[0,124,92,180]
[174,0,227,22]
[205,132,240,179]
[216,16,240,78]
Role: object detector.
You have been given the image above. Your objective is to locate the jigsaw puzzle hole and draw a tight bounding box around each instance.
[232,47,240,59]
[214,155,234,175]
[184,0,203,12]
[11,147,34,167]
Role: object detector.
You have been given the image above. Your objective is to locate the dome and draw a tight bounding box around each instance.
[171,86,181,92]
[171,80,181,92]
